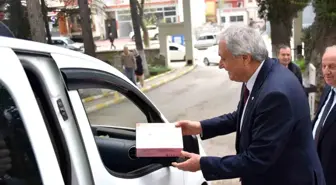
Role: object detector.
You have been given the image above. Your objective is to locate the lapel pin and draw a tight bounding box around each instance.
[251,97,254,100]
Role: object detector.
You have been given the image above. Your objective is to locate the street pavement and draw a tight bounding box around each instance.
[86,60,242,184]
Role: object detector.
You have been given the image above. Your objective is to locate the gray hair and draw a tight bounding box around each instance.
[325,45,336,53]
[219,25,268,62]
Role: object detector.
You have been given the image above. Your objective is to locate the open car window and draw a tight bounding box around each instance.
[80,88,148,128]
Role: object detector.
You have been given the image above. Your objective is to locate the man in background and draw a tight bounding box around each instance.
[277,44,303,84]
[121,46,137,85]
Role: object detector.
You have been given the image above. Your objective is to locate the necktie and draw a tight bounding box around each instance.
[315,89,335,146]
[243,84,250,105]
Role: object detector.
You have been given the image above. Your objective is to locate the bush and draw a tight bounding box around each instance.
[148,65,170,76]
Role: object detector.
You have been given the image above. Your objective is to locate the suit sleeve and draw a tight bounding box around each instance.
[199,110,238,140]
[199,92,294,180]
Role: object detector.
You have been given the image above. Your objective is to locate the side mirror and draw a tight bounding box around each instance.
[183,135,200,154]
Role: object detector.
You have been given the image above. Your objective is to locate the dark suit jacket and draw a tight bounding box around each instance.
[199,58,325,185]
[313,86,336,185]
[288,62,303,85]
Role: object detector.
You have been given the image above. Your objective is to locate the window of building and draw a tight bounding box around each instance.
[164,11,176,16]
[230,15,244,22]
[164,6,176,11]
[221,17,226,23]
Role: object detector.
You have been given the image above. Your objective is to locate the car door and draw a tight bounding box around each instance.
[0,47,64,185]
[205,35,215,47]
[51,53,205,185]
[169,46,181,61]
[208,46,220,64]
[194,36,205,48]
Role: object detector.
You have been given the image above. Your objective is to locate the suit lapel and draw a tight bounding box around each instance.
[239,58,275,140]
[318,103,336,142]
[313,86,331,128]
[318,87,336,142]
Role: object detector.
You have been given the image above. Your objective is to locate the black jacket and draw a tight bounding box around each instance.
[288,62,303,85]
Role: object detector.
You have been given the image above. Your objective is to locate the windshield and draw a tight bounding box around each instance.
[64,38,75,44]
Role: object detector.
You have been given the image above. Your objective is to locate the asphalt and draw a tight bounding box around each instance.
[86,62,242,184]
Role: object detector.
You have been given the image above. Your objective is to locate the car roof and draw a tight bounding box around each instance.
[0,36,129,82]
[198,33,216,37]
[51,36,69,40]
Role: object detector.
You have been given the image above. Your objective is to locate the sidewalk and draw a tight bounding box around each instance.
[83,64,197,113]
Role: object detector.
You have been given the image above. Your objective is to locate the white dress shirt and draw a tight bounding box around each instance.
[312,87,336,138]
[240,61,265,131]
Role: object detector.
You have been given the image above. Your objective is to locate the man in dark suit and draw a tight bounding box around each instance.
[312,45,336,185]
[172,25,325,185]
[277,44,303,84]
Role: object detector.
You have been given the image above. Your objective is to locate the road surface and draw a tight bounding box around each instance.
[87,62,242,184]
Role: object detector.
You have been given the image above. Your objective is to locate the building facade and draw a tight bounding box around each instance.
[47,0,106,40]
[104,0,180,38]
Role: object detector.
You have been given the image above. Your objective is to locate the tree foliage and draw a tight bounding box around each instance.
[256,0,310,55]
[257,0,309,22]
[313,0,336,25]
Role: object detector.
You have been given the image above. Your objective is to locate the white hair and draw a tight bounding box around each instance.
[219,25,268,62]
[325,45,336,53]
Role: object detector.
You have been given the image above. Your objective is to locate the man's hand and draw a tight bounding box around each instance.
[172,151,201,172]
[0,139,11,176]
[175,120,202,136]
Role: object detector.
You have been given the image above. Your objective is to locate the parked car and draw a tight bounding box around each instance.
[0,36,210,185]
[202,45,220,66]
[169,42,199,62]
[194,33,219,50]
[50,36,84,52]
[129,25,159,41]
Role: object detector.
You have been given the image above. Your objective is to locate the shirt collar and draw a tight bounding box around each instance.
[246,60,265,91]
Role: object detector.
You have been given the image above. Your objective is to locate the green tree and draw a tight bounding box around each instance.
[256,0,309,56]
[302,1,336,110]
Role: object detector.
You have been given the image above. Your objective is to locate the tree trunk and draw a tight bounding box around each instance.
[270,18,292,57]
[137,0,149,48]
[130,0,149,77]
[78,0,96,57]
[41,0,52,44]
[26,0,46,42]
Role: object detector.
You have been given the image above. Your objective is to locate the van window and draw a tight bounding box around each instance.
[0,84,43,184]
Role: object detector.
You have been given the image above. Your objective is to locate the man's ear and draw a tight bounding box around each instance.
[242,55,252,65]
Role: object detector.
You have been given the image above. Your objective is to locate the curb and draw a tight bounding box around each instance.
[82,68,177,103]
[85,64,197,113]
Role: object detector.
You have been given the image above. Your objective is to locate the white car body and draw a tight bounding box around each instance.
[129,25,159,41]
[194,33,219,50]
[51,36,84,52]
[169,42,186,61]
[0,36,210,185]
[169,42,200,61]
[202,45,220,66]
